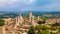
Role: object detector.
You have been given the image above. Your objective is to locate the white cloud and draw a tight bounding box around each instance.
[0,0,60,11]
[39,0,60,11]
[0,0,15,7]
[19,0,60,11]
[0,0,35,8]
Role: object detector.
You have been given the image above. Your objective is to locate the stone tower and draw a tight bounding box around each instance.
[37,16,40,21]
[14,13,23,28]
[19,13,23,23]
[31,16,34,25]
[29,11,32,23]
[29,11,34,25]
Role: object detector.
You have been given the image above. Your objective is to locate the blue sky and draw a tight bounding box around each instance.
[0,0,60,11]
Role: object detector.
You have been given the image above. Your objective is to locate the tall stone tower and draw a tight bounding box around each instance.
[29,11,32,23]
[29,11,34,25]
[37,16,40,21]
[31,16,34,25]
[19,13,23,23]
[14,12,23,28]
[15,16,19,23]
[14,16,19,28]
[15,13,23,23]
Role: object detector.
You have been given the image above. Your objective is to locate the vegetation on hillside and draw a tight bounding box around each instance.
[0,18,4,26]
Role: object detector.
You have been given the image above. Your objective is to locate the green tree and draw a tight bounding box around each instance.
[38,20,45,24]
[38,31,50,34]
[35,25,42,30]
[35,25,42,34]
[28,26,35,34]
[58,27,60,32]
[50,27,57,30]
[38,21,43,24]
[0,19,4,26]
[42,25,49,30]
[51,22,60,27]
